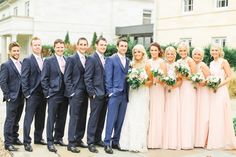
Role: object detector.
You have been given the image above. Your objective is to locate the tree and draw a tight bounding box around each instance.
[91,32,97,50]
[64,31,70,44]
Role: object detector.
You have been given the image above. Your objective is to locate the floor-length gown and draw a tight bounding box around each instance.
[163,62,181,150]
[207,58,236,149]
[120,65,150,152]
[147,58,165,148]
[194,62,210,148]
[178,57,196,149]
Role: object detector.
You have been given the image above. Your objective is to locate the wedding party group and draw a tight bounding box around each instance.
[0,36,235,155]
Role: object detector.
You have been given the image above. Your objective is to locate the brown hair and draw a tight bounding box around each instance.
[77,37,88,45]
[95,37,107,45]
[116,38,128,46]
[150,42,163,57]
[54,39,64,47]
[8,42,20,51]
[30,37,41,45]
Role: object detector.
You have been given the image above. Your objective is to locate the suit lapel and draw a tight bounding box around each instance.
[53,55,62,76]
[9,60,21,78]
[75,53,85,72]
[115,54,125,72]
[94,52,104,70]
[31,54,41,73]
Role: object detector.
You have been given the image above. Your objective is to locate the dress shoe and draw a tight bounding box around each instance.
[88,144,98,153]
[112,143,123,151]
[95,141,104,147]
[13,139,23,145]
[54,140,67,146]
[34,139,47,145]
[47,145,57,153]
[76,141,88,148]
[67,146,80,153]
[5,145,18,151]
[104,145,113,154]
[24,143,33,152]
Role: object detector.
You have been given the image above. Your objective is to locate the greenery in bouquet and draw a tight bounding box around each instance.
[151,68,164,83]
[190,73,205,89]
[206,76,221,93]
[127,68,148,89]
[163,75,176,92]
[175,62,190,78]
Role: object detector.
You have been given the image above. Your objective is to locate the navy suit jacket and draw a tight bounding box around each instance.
[105,53,129,97]
[41,55,66,98]
[21,54,42,97]
[64,53,87,97]
[84,52,106,98]
[0,59,22,101]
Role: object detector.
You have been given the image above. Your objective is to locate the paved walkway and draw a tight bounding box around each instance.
[0,90,236,157]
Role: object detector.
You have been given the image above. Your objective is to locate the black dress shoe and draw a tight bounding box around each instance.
[34,139,47,145]
[112,143,123,151]
[24,143,33,152]
[95,141,104,147]
[88,144,98,153]
[67,146,80,153]
[13,139,23,145]
[76,141,88,148]
[54,140,67,146]
[5,145,18,151]
[104,145,113,154]
[48,145,57,153]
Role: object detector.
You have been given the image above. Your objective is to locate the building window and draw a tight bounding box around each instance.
[212,37,227,47]
[143,9,152,24]
[25,1,30,16]
[216,0,228,8]
[180,38,192,47]
[183,0,193,12]
[14,7,18,16]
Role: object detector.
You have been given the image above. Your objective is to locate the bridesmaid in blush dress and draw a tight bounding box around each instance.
[177,42,196,149]
[147,42,166,149]
[192,48,210,148]
[207,44,236,149]
[163,46,182,150]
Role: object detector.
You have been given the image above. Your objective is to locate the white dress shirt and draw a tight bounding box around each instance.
[77,51,86,68]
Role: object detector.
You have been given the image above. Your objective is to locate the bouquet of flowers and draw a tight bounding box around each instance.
[206,76,221,93]
[190,73,205,89]
[163,75,176,92]
[127,68,148,89]
[175,62,190,78]
[151,67,164,83]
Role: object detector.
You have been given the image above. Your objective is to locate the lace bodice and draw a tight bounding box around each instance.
[196,62,205,79]
[149,58,164,70]
[166,62,177,79]
[177,57,192,75]
[210,58,225,81]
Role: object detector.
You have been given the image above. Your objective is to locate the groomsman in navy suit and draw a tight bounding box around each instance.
[41,39,68,153]
[104,38,130,154]
[21,37,47,152]
[64,37,89,153]
[0,42,24,151]
[84,37,108,153]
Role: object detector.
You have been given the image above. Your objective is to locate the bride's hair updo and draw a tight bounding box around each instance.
[132,44,148,64]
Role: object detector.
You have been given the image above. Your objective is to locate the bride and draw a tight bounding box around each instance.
[120,44,152,152]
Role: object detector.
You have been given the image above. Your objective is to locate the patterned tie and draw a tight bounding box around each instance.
[101,56,105,68]
[15,61,21,74]
[121,56,126,68]
[37,57,43,71]
[59,57,65,74]
[81,55,86,68]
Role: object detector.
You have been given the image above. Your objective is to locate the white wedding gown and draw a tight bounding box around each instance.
[120,85,150,152]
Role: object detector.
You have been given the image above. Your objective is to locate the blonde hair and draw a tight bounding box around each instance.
[192,47,205,59]
[210,44,224,58]
[132,44,148,63]
[177,41,190,54]
[165,46,176,57]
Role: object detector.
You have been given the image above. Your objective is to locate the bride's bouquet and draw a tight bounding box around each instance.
[175,62,190,78]
[127,68,148,89]
[163,75,176,92]
[206,76,221,93]
[190,73,205,89]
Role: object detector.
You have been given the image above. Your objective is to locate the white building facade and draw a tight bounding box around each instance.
[0,0,153,62]
[154,0,236,48]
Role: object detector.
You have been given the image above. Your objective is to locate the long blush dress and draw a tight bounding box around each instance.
[207,58,236,149]
[147,58,165,148]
